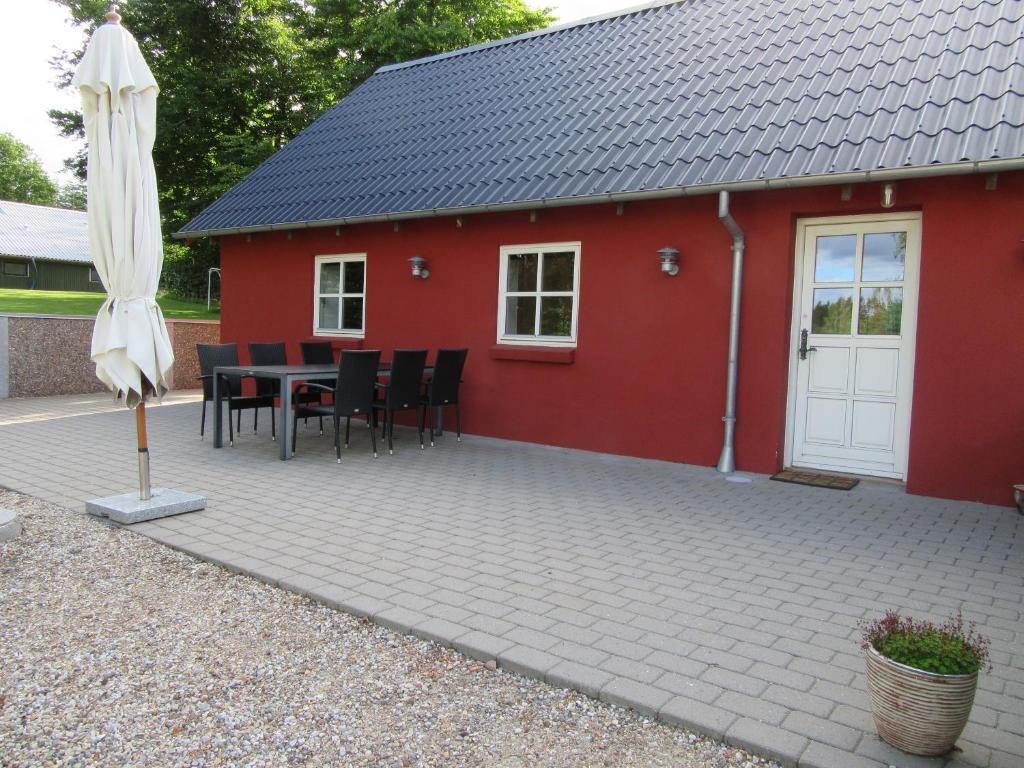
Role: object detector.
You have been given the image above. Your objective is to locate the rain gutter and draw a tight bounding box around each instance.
[716,191,744,474]
[173,158,1024,239]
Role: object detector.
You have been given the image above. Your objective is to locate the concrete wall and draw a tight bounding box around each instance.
[0,314,219,398]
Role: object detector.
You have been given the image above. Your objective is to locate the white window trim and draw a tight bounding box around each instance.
[496,241,581,347]
[313,253,366,338]
[88,267,101,283]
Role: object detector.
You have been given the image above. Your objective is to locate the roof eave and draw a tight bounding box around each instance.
[173,157,1024,240]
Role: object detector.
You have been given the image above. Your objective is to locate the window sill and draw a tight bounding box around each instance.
[489,345,574,364]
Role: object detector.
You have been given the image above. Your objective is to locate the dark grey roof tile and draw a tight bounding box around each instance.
[180,0,1024,235]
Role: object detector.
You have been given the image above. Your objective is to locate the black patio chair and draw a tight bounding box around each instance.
[196,343,275,446]
[299,340,336,432]
[291,349,381,462]
[373,348,428,454]
[247,341,288,440]
[421,348,468,445]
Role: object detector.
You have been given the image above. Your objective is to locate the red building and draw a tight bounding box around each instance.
[179,1,1024,507]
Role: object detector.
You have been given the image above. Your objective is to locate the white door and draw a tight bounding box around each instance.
[786,214,921,479]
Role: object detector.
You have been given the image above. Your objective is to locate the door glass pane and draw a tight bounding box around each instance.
[320,262,340,294]
[342,297,363,330]
[506,253,538,292]
[539,296,573,336]
[812,288,853,334]
[858,287,903,335]
[814,235,856,282]
[318,297,339,330]
[505,296,536,335]
[862,232,906,281]
[541,251,575,292]
[343,260,364,293]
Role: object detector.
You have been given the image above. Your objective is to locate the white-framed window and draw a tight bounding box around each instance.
[497,241,581,346]
[2,260,29,277]
[313,254,366,337]
[88,267,101,283]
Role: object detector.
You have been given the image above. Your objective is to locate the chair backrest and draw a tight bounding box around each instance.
[248,342,287,396]
[334,349,381,417]
[300,341,334,365]
[197,343,241,400]
[428,348,468,406]
[386,348,428,409]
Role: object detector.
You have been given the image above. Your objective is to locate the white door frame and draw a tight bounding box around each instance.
[783,212,922,479]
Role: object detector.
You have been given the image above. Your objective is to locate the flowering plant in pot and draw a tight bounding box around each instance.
[859,610,990,756]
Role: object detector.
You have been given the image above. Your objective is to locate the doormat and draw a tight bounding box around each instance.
[770,469,860,491]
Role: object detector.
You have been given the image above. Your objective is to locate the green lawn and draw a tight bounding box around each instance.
[0,288,219,320]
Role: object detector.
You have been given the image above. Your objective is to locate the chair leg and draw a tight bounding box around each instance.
[271,406,276,441]
[418,405,425,449]
[345,416,351,448]
[228,406,234,446]
[319,416,324,435]
[254,407,258,433]
[237,408,242,434]
[292,409,299,454]
[388,411,394,455]
[456,403,462,441]
[200,399,207,439]
[369,416,378,458]
[335,415,342,463]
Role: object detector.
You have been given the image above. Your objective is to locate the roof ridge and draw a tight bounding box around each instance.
[374,0,687,74]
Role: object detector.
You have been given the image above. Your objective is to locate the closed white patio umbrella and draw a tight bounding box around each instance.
[75,7,202,520]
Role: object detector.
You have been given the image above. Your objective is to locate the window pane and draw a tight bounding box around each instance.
[862,232,906,281]
[504,296,536,335]
[343,260,364,293]
[506,253,538,292]
[542,251,575,292]
[318,297,339,330]
[320,262,341,294]
[342,297,363,330]
[811,288,853,334]
[539,296,573,336]
[858,287,903,335]
[3,260,29,276]
[814,235,856,282]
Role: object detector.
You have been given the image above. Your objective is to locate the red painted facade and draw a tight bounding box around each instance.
[218,172,1024,506]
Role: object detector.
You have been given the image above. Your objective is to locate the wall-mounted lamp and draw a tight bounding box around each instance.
[657,246,680,276]
[881,183,896,209]
[408,256,430,279]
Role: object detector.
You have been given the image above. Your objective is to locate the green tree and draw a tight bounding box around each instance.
[0,133,59,205]
[50,0,554,297]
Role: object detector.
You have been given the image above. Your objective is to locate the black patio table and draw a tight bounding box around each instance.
[211,362,433,460]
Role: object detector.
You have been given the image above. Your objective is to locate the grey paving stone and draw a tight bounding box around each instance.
[716,691,787,726]
[599,676,673,718]
[497,645,560,680]
[374,606,427,635]
[659,697,737,740]
[546,661,614,698]
[453,630,514,662]
[781,711,860,751]
[854,734,949,768]
[724,718,808,768]
[798,740,887,768]
[278,573,329,597]
[1,394,1021,768]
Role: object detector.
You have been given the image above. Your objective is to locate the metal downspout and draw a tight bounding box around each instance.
[716,191,745,473]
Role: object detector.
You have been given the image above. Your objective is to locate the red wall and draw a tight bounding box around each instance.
[218,172,1024,506]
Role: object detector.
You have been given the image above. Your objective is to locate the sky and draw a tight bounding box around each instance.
[0,0,640,182]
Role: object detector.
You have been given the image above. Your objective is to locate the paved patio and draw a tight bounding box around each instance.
[1,393,1021,768]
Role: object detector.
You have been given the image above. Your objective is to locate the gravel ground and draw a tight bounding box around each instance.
[0,490,780,768]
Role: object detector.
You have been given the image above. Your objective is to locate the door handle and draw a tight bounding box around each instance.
[799,329,817,361]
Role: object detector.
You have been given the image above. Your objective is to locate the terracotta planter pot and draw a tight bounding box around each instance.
[864,645,978,756]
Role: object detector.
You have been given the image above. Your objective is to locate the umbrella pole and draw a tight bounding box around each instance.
[136,402,152,500]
